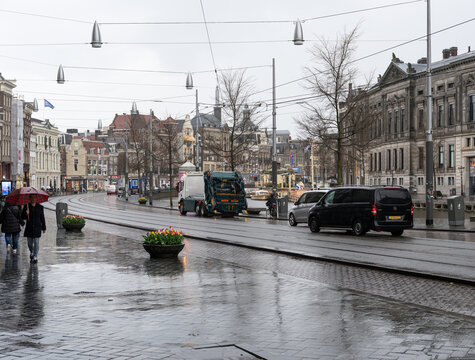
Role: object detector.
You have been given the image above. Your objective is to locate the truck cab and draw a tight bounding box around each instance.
[178,172,205,215]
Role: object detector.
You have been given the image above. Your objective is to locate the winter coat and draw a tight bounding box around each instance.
[21,204,46,238]
[0,204,25,234]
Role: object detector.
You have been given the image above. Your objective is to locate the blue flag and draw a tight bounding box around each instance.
[44,99,54,109]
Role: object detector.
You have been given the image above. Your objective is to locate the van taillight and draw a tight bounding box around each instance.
[371,204,377,216]
[411,205,414,216]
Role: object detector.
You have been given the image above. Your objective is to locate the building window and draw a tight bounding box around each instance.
[438,146,444,168]
[394,110,398,134]
[437,104,444,127]
[467,138,472,148]
[378,152,381,171]
[393,149,397,170]
[449,144,455,168]
[400,109,405,132]
[448,103,454,125]
[400,148,404,170]
[468,95,475,122]
[437,177,444,186]
[370,154,373,171]
[448,177,455,185]
[387,150,391,170]
[386,178,391,185]
[388,112,392,135]
[418,108,424,129]
[418,147,424,169]
[74,150,78,156]
[74,159,78,172]
[437,84,444,91]
[399,178,404,186]
[418,177,424,186]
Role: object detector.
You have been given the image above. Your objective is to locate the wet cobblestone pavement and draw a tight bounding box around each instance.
[0,213,474,359]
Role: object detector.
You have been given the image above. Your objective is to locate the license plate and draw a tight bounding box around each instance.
[387,215,401,220]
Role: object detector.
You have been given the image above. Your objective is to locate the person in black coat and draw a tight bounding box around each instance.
[0,203,25,254]
[21,195,46,263]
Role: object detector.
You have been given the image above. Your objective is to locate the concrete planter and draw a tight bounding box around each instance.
[143,243,185,258]
[63,223,85,232]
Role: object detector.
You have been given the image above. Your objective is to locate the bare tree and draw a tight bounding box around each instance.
[204,70,262,171]
[297,26,370,184]
[154,117,182,208]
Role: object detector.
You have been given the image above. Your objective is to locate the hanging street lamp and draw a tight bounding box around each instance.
[293,19,304,45]
[91,21,103,48]
[186,72,193,90]
[57,64,65,84]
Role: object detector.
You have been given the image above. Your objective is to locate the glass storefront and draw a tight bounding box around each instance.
[470,157,475,196]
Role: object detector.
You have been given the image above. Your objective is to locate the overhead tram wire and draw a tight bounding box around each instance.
[199,0,222,97]
[0,39,420,47]
[98,0,422,25]
[249,16,475,97]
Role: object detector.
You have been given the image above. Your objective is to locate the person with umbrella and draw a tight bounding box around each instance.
[6,187,48,263]
[0,201,25,254]
[21,194,46,263]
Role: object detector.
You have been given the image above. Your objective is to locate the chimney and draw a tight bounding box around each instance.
[450,46,458,57]
[417,57,427,64]
[442,49,450,59]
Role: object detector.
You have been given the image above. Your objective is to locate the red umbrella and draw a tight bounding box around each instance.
[5,187,49,206]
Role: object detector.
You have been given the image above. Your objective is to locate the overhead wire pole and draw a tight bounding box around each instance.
[149,109,153,205]
[425,0,433,225]
[272,58,277,193]
[195,89,201,171]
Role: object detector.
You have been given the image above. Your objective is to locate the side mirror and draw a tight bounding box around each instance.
[294,201,299,206]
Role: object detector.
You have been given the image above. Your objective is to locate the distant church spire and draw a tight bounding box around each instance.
[98,119,102,130]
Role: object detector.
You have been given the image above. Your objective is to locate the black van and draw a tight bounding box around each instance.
[307,186,413,236]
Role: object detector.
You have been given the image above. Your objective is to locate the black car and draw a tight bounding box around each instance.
[307,186,413,236]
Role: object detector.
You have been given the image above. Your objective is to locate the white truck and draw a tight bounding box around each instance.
[178,172,205,215]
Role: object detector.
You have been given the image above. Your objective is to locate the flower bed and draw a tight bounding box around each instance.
[143,227,184,245]
[138,197,147,204]
[62,215,86,225]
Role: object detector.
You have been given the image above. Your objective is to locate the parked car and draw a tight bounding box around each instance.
[289,189,329,226]
[106,185,118,195]
[307,186,413,236]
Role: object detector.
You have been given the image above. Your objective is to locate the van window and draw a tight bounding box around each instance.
[352,189,372,203]
[376,188,411,204]
[322,191,335,204]
[306,192,326,203]
[333,189,352,204]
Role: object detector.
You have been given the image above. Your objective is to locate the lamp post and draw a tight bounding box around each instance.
[425,0,434,225]
[185,73,201,171]
[272,58,277,194]
[149,109,153,205]
[126,102,138,201]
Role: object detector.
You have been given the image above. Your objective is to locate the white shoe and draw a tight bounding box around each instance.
[12,249,17,255]
[6,244,11,252]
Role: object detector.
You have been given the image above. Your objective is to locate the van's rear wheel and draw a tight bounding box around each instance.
[352,219,367,236]
[391,229,404,236]
[309,217,320,233]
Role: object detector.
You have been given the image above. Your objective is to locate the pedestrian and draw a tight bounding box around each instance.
[21,194,46,263]
[0,202,25,254]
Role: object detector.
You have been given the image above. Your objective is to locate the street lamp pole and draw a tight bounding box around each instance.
[272,58,277,193]
[149,109,153,205]
[425,0,434,225]
[195,89,201,172]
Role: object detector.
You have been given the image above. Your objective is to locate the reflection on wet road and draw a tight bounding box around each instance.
[0,211,473,359]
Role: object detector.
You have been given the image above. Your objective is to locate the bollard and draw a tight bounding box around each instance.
[56,202,68,229]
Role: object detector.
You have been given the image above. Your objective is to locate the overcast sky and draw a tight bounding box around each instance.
[0,0,473,136]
